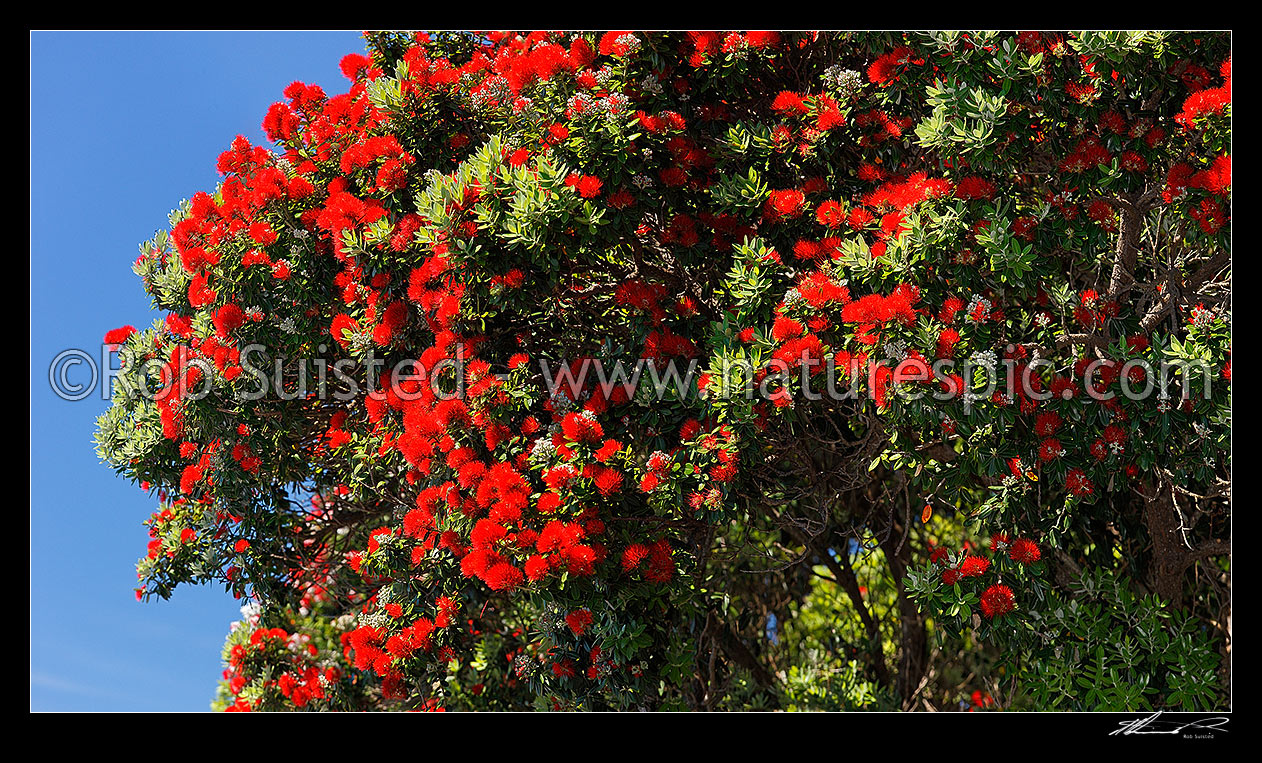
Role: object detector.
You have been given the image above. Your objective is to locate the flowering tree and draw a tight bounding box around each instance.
[97,31,1230,711]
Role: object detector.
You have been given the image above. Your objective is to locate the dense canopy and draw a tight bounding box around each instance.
[97,31,1230,711]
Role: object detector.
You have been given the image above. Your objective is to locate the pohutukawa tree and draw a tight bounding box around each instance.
[97,31,1230,711]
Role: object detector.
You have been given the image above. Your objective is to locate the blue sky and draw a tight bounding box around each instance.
[30,30,366,711]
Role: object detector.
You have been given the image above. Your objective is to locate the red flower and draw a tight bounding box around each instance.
[771,91,808,114]
[815,200,846,228]
[1009,538,1041,565]
[569,174,603,198]
[765,189,806,219]
[103,325,137,348]
[980,584,1015,619]
[1066,468,1094,497]
[959,555,990,578]
[483,563,524,591]
[565,608,594,636]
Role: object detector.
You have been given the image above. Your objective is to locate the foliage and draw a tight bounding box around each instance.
[97,30,1230,711]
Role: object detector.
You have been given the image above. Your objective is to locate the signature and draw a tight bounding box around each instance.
[1111,712,1229,737]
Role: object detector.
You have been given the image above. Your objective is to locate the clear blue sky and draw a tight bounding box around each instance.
[30,30,366,711]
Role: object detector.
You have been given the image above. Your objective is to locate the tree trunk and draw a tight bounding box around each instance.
[879,525,927,707]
